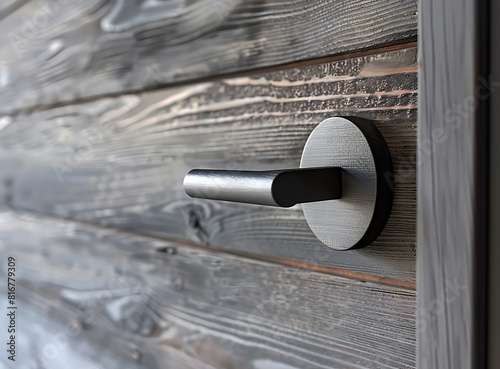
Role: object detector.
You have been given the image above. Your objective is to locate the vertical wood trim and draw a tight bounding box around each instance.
[417,0,490,367]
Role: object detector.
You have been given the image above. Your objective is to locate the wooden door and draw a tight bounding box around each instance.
[0,1,444,368]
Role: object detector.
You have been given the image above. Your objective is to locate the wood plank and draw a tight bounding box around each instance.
[0,0,417,113]
[0,297,149,369]
[0,210,416,369]
[2,48,418,278]
[417,0,490,367]
[0,48,418,281]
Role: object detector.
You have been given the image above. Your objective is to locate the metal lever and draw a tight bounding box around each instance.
[182,117,394,251]
[184,167,342,208]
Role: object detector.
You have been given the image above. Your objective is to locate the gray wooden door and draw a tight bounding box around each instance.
[0,1,441,368]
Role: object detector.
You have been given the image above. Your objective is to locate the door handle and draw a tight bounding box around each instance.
[184,167,342,208]
[183,117,394,250]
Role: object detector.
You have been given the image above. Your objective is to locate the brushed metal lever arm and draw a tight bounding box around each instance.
[183,167,342,208]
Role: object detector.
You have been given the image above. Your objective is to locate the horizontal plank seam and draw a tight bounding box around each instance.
[0,206,416,290]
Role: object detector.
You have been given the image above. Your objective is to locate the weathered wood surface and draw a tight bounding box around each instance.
[0,0,417,113]
[0,48,418,281]
[0,296,147,369]
[0,210,416,369]
[417,0,488,367]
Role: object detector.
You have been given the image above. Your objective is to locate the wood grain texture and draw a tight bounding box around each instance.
[0,0,417,113]
[0,48,418,281]
[0,297,148,369]
[417,0,487,367]
[0,210,416,369]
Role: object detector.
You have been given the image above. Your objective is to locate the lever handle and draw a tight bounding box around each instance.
[183,167,342,208]
[182,117,394,250]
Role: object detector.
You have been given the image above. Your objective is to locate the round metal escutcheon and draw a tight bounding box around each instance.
[300,117,394,250]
